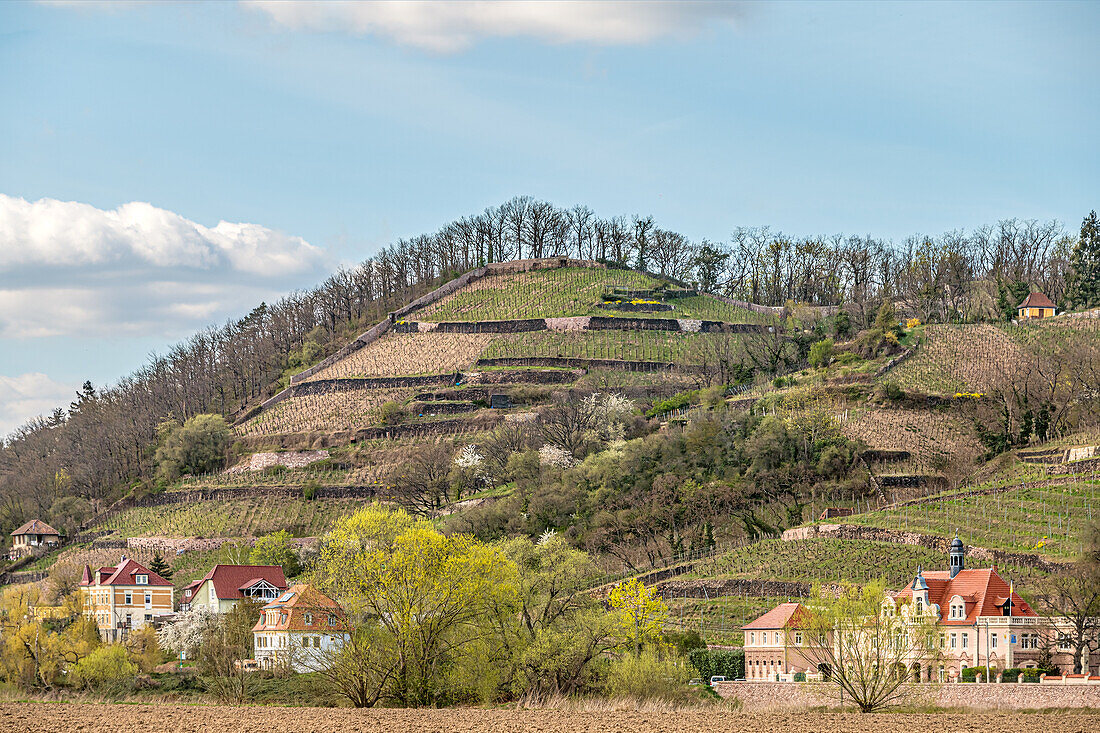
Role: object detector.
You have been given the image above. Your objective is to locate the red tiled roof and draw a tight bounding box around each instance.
[895,567,1035,623]
[11,519,60,537]
[80,558,173,587]
[194,564,288,601]
[1018,292,1056,309]
[252,584,348,633]
[743,602,808,630]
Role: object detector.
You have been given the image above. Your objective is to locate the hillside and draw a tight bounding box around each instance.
[6,256,1100,657]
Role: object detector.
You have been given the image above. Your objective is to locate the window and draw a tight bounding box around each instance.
[749,632,755,645]
[136,575,148,585]
[1058,634,1072,651]
[144,591,152,608]
[304,612,313,626]
[774,632,780,645]
[329,614,337,627]
[916,598,923,615]
[962,633,968,649]
[125,613,132,626]
[992,634,998,649]
[950,633,957,649]
[144,614,152,622]
[794,631,802,646]
[209,585,217,604]
[124,591,132,605]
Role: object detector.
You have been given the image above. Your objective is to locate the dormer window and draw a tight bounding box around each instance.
[135,575,148,585]
[304,612,314,626]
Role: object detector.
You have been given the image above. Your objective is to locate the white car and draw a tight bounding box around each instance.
[709,675,727,685]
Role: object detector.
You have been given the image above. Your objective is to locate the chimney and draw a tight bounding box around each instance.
[949,531,965,579]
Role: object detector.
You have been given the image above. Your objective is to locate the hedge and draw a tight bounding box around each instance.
[688,648,745,680]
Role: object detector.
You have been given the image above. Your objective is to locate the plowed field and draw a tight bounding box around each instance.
[2,703,1098,733]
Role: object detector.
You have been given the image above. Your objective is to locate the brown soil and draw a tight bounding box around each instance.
[2,703,1099,733]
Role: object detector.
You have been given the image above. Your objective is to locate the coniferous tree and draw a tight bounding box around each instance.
[148,553,172,580]
[1067,210,1100,309]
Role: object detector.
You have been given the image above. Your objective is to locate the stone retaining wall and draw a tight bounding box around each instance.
[476,356,697,373]
[397,315,771,334]
[713,680,1100,711]
[226,450,329,474]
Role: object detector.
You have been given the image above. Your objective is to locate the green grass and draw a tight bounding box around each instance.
[840,479,1100,559]
[94,496,368,540]
[410,266,773,324]
[482,329,743,365]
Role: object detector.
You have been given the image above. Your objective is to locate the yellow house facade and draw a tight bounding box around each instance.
[1017,292,1057,319]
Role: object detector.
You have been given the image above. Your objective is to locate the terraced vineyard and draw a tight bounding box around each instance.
[238,387,415,435]
[96,496,366,539]
[691,538,1049,591]
[306,332,493,381]
[411,267,774,323]
[483,330,734,364]
[841,405,984,473]
[890,318,1100,395]
[843,479,1100,558]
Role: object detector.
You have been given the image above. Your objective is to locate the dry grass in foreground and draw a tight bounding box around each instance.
[1,701,1098,733]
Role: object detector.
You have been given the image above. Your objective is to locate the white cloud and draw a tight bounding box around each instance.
[0,194,322,277]
[243,0,743,52]
[0,194,328,338]
[0,372,79,440]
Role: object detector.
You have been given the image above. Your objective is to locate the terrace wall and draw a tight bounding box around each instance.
[476,356,699,373]
[712,680,1100,711]
[399,316,771,334]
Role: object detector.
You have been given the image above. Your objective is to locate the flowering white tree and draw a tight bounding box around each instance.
[158,606,218,660]
[538,444,575,468]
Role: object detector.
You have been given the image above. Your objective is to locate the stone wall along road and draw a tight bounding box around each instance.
[715,680,1100,711]
[1,703,1098,733]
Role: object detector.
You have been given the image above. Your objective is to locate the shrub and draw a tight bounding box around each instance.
[688,647,744,680]
[960,665,994,682]
[793,671,806,682]
[808,338,835,368]
[302,480,319,501]
[263,464,288,476]
[72,645,137,689]
[379,401,405,426]
[606,649,692,701]
[646,390,698,418]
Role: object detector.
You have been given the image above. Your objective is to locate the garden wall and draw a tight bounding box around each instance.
[713,680,1100,711]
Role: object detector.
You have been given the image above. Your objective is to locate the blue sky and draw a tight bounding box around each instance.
[1,0,1098,437]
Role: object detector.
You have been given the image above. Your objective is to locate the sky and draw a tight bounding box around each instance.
[1,0,1098,438]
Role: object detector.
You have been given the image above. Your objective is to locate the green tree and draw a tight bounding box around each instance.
[692,241,729,293]
[797,581,940,712]
[248,530,301,578]
[808,338,835,369]
[1067,210,1100,309]
[154,414,231,483]
[148,553,172,580]
[313,505,518,707]
[607,578,669,657]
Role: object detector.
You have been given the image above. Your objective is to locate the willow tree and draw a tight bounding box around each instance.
[311,505,518,707]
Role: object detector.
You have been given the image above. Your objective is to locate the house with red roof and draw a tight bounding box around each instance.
[80,556,174,641]
[743,533,1097,682]
[180,564,288,613]
[1017,291,1057,319]
[743,602,816,681]
[8,519,61,560]
[253,584,349,672]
